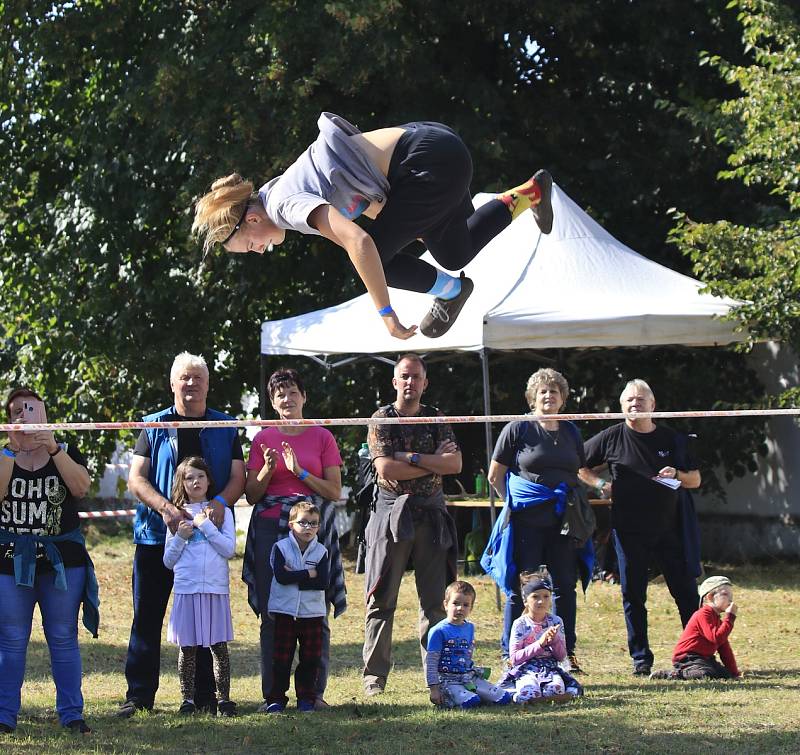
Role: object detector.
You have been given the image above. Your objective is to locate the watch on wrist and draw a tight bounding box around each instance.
[409,452,421,466]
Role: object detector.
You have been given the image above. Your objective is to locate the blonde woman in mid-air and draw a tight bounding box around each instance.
[193,113,553,340]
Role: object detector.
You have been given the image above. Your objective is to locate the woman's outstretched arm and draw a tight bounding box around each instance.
[309,205,417,340]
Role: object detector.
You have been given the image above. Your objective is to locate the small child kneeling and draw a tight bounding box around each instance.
[499,574,582,702]
[651,575,740,680]
[426,581,512,709]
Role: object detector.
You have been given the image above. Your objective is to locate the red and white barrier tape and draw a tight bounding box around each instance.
[2,408,798,433]
[78,509,136,519]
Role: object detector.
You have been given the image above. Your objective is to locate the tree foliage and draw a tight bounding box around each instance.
[0,0,772,495]
[669,0,800,406]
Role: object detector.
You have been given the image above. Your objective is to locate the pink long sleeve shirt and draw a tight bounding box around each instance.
[508,614,567,667]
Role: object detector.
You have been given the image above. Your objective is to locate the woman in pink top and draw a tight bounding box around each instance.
[241,368,344,711]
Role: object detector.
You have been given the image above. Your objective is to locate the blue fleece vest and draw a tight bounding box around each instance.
[132,405,238,545]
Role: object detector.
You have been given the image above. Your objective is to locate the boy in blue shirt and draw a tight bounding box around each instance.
[426,580,512,709]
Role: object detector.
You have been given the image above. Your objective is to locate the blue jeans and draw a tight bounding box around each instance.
[124,543,215,707]
[501,523,577,656]
[0,567,86,729]
[613,528,698,667]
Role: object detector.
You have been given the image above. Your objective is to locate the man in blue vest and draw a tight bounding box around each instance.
[117,352,245,717]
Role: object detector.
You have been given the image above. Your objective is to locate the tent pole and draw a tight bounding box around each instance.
[259,354,268,419]
[480,347,501,610]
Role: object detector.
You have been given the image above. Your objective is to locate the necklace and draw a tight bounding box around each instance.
[543,426,560,445]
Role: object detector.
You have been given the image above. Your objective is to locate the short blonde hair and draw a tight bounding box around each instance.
[192,173,257,254]
[170,352,208,383]
[524,368,569,409]
[619,378,654,403]
[288,500,320,523]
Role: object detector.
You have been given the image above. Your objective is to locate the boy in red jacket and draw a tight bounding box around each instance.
[650,576,740,680]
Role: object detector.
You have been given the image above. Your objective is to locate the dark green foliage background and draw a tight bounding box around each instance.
[1,0,795,499]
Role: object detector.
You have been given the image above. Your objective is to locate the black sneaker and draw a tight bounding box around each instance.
[65,719,91,734]
[419,273,474,338]
[0,723,14,733]
[116,699,149,718]
[633,662,652,676]
[217,700,237,718]
[178,700,197,715]
[196,698,217,716]
[531,169,553,234]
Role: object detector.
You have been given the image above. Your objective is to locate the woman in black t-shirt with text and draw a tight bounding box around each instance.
[0,388,93,735]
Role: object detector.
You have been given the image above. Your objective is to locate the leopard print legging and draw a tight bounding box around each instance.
[178,642,231,701]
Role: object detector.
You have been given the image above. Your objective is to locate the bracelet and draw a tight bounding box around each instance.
[212,494,227,507]
[48,445,63,457]
[297,469,310,481]
[2,447,15,459]
[377,305,394,317]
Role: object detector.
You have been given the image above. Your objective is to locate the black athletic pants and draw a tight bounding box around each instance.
[367,122,512,292]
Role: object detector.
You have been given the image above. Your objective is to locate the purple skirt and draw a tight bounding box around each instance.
[167,593,234,647]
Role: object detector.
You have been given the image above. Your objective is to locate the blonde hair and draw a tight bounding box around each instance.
[170,351,208,383]
[192,173,257,253]
[289,500,320,523]
[619,378,654,403]
[524,368,569,409]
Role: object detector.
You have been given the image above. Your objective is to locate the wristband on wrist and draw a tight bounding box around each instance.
[48,444,63,457]
[297,469,310,481]
[377,304,393,317]
[2,447,16,459]
[212,494,227,507]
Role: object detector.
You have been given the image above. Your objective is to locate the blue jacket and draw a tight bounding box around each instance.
[133,405,238,545]
[481,474,569,596]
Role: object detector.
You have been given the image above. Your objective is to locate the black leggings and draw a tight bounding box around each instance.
[367,122,512,293]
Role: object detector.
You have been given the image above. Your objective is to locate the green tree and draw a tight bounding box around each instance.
[0,0,769,493]
[669,0,800,405]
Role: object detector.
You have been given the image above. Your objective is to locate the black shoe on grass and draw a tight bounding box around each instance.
[65,719,91,734]
[633,662,652,676]
[178,700,197,715]
[218,700,237,717]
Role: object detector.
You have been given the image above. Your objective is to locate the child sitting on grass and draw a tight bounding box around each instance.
[500,572,582,702]
[650,575,740,680]
[426,580,512,709]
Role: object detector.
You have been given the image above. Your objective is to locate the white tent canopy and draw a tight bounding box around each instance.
[261,185,746,356]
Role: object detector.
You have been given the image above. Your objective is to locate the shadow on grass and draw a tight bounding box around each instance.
[18,637,429,685]
[6,699,799,755]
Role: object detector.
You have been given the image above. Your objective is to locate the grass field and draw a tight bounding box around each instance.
[2,525,799,754]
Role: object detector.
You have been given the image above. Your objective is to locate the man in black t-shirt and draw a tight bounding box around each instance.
[579,379,700,676]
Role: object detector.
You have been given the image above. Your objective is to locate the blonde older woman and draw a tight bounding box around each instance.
[487,368,589,673]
